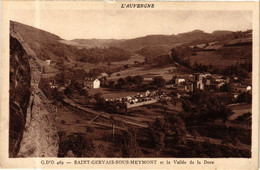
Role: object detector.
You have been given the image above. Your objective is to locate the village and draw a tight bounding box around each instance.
[38,58,252,157]
[40,57,252,118]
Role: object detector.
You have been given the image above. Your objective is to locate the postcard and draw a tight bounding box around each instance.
[0,0,259,169]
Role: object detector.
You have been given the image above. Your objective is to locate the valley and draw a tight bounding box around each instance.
[9,20,252,158]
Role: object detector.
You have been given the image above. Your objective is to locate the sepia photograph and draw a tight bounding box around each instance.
[1,1,259,169]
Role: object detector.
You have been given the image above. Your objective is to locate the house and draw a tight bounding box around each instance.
[84,78,100,89]
[176,81,194,92]
[203,76,212,86]
[194,73,204,90]
[45,60,51,66]
[231,84,251,93]
[185,81,194,92]
[144,77,153,82]
[233,93,240,99]
[203,74,229,90]
[175,77,186,85]
[50,84,59,89]
[145,90,151,96]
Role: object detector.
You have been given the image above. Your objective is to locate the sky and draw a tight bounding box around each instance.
[10,10,252,40]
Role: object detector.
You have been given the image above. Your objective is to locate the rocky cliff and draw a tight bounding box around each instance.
[9,23,59,157]
[9,35,31,157]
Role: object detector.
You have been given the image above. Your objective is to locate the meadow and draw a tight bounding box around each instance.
[190,51,250,69]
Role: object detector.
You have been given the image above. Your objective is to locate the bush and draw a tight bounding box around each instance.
[122,129,143,158]
[86,126,94,133]
[58,134,96,157]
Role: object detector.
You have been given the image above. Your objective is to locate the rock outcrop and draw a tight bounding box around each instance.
[9,36,31,157]
[9,22,59,157]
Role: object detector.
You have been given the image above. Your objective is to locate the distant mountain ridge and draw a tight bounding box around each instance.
[68,29,237,51]
[11,20,251,65]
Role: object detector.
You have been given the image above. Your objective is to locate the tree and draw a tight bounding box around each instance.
[182,99,192,113]
[149,117,170,133]
[236,92,252,103]
[152,76,166,88]
[170,75,177,84]
[117,78,126,87]
[64,87,72,96]
[94,93,106,107]
[237,68,249,80]
[122,129,143,158]
[79,88,88,96]
[72,68,86,81]
[164,114,187,144]
[125,76,133,83]
[150,131,165,155]
[171,48,181,62]
[160,98,168,112]
[58,134,95,157]
[220,83,231,92]
[148,117,169,155]
[108,80,115,88]
[132,75,144,86]
[55,72,65,85]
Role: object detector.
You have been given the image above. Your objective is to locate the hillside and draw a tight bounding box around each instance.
[170,30,252,70]
[72,38,121,48]
[136,45,174,62]
[61,30,237,62]
[11,21,131,64]
[11,20,252,69]
[108,34,179,51]
[212,30,233,36]
[108,30,236,51]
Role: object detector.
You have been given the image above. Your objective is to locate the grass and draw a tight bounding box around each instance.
[190,50,251,69]
[108,64,185,82]
[56,102,124,157]
[111,54,145,65]
[87,88,142,99]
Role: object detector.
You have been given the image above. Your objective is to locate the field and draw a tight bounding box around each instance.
[59,40,93,49]
[108,64,188,82]
[111,54,145,65]
[190,51,250,69]
[56,103,124,157]
[87,88,143,99]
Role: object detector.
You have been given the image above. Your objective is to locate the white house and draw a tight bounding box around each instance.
[175,77,186,84]
[84,79,100,89]
[46,60,51,66]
